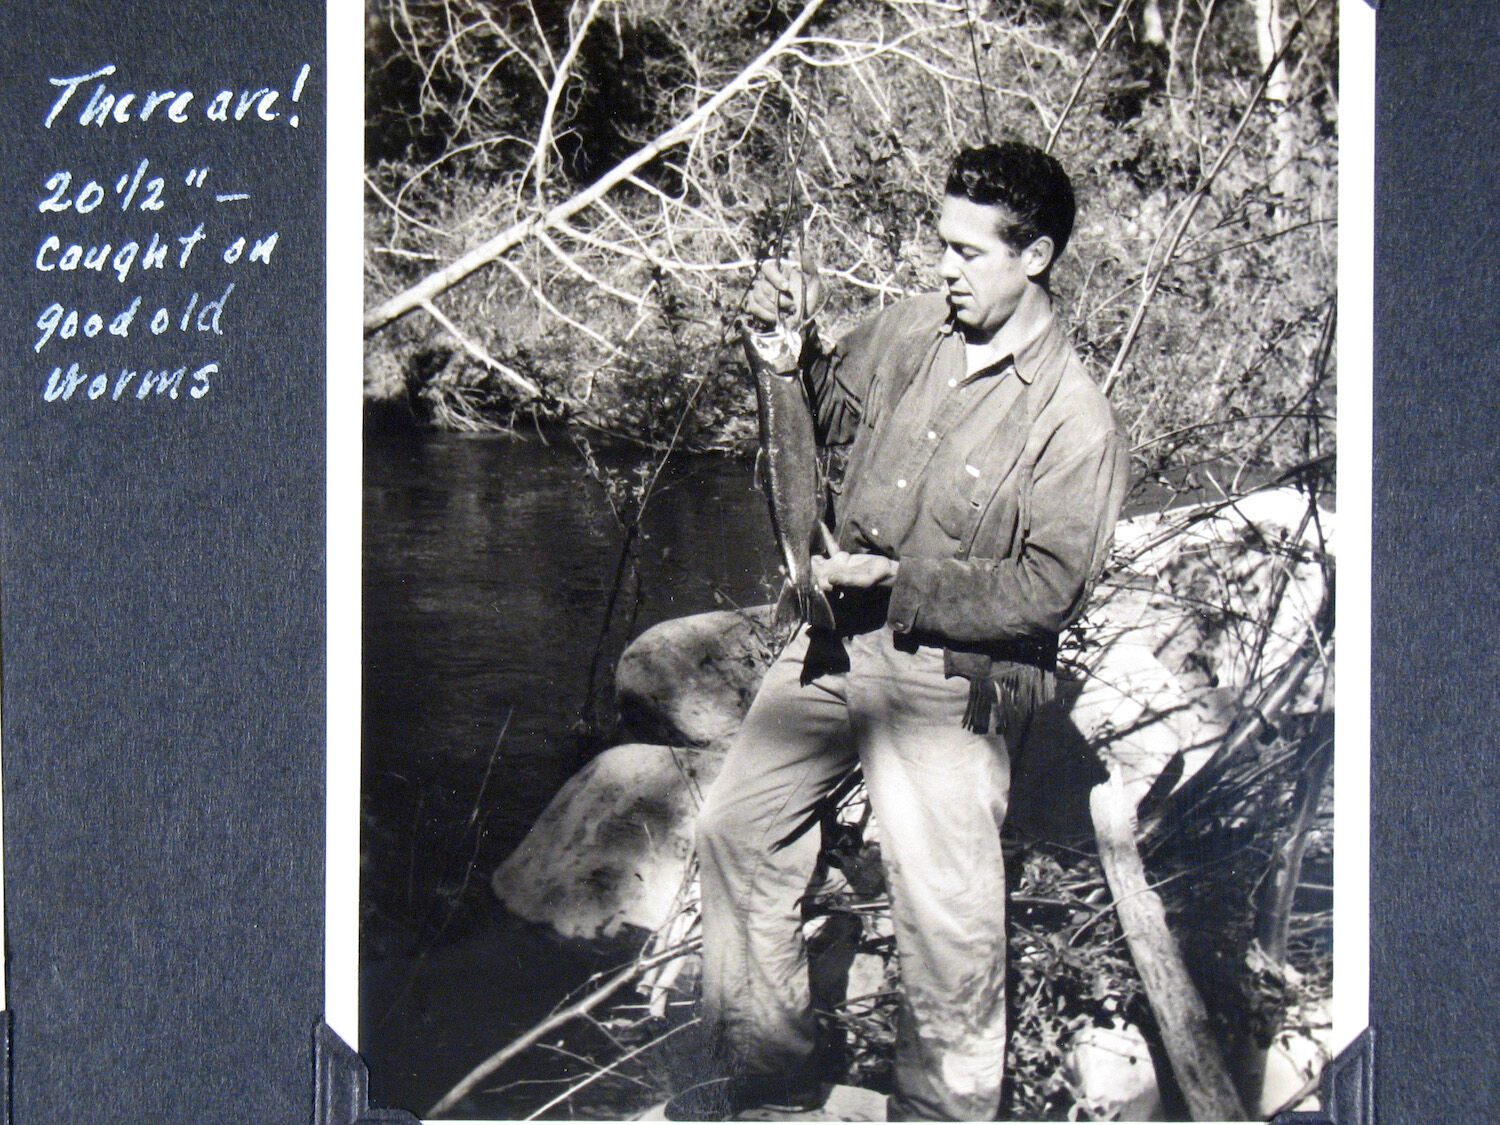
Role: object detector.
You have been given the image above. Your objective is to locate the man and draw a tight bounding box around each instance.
[694,141,1131,1120]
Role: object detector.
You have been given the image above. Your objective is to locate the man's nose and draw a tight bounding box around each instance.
[937,247,961,282]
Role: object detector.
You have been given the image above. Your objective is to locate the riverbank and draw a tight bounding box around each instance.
[380,476,1332,1120]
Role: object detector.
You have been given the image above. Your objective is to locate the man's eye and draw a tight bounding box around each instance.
[937,240,981,262]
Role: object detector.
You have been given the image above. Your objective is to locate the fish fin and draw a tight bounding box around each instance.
[815,520,840,556]
[808,585,838,633]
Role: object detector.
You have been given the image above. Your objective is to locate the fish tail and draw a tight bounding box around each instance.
[773,582,803,632]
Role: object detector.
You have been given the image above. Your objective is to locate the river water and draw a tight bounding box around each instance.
[361,429,778,1115]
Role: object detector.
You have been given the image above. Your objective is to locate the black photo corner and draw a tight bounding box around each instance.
[0,0,1491,1121]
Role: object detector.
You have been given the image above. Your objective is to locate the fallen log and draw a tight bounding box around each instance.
[1091,767,1247,1121]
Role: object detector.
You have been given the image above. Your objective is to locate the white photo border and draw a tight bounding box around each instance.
[326,0,1376,1116]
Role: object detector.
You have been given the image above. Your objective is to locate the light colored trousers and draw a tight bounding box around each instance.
[696,625,1012,1121]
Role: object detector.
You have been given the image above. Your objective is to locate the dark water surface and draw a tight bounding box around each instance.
[361,429,777,1115]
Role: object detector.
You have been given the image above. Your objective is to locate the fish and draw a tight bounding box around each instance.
[739,322,839,638]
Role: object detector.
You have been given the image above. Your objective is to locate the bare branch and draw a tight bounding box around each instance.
[1045,0,1136,153]
[526,0,611,200]
[427,937,703,1117]
[1102,7,1315,396]
[419,298,545,400]
[365,0,830,334]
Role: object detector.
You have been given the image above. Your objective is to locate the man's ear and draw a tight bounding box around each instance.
[1022,236,1055,279]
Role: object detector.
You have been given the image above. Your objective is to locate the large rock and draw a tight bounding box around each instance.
[492,743,724,939]
[1098,487,1333,698]
[1016,487,1332,830]
[616,606,778,750]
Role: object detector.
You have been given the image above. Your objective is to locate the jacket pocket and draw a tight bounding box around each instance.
[930,458,990,540]
[931,429,1027,550]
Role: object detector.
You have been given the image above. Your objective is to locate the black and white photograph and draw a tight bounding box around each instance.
[355,0,1359,1119]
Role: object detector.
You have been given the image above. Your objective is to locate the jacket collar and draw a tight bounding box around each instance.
[938,298,1060,386]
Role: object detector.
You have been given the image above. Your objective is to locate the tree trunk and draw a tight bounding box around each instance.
[1254,0,1298,198]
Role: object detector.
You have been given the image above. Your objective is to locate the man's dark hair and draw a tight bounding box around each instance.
[945,142,1076,266]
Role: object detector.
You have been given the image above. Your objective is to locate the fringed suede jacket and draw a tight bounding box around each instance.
[800,292,1131,740]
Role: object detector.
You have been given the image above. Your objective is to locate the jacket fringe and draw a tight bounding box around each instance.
[962,660,1055,745]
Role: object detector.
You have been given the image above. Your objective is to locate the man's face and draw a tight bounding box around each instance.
[935,194,1052,340]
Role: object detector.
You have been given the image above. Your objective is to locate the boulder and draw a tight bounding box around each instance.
[492,743,724,939]
[1098,487,1333,698]
[1015,487,1332,836]
[616,605,779,750]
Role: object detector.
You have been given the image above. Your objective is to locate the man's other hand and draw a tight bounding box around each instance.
[814,551,899,591]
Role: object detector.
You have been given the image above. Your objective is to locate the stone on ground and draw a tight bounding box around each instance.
[1064,1022,1162,1122]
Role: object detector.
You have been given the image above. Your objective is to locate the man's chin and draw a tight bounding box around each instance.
[948,303,987,332]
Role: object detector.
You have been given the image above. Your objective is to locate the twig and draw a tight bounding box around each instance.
[448,710,512,912]
[536,228,652,309]
[496,257,625,356]
[1045,0,1135,154]
[522,1018,699,1119]
[1109,454,1334,570]
[375,713,514,1030]
[1144,620,1328,830]
[1132,411,1334,454]
[961,0,994,138]
[428,936,703,1117]
[526,0,611,201]
[419,298,546,399]
[365,173,453,240]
